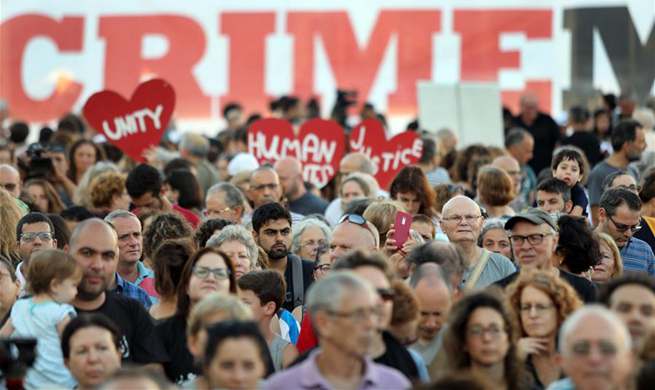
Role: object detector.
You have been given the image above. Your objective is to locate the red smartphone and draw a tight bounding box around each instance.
[394,211,413,248]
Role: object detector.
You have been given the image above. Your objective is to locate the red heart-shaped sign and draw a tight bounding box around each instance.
[248,118,345,188]
[82,79,175,163]
[349,119,423,190]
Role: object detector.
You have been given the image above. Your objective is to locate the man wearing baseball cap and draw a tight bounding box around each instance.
[495,208,597,302]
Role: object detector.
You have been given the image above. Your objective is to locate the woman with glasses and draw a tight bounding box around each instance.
[431,288,528,390]
[206,224,259,279]
[155,247,237,384]
[506,270,582,389]
[290,217,331,261]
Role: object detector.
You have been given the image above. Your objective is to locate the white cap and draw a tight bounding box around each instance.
[227,153,259,177]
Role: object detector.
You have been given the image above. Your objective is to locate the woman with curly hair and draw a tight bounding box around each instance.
[389,166,437,218]
[88,171,131,216]
[476,166,516,218]
[0,189,23,264]
[143,213,193,268]
[24,179,65,214]
[431,288,528,390]
[505,269,583,389]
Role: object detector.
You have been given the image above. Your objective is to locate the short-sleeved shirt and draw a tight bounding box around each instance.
[587,161,640,205]
[11,298,77,389]
[76,292,168,364]
[264,349,410,390]
[620,237,655,275]
[459,250,517,290]
[570,183,589,215]
[289,192,328,216]
[114,273,153,309]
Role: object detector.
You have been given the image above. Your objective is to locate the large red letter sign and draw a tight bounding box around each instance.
[0,15,83,121]
[99,15,210,118]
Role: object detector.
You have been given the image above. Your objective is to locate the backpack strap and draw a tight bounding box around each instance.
[465,249,491,290]
[291,255,304,309]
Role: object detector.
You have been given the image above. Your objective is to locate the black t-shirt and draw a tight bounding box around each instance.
[374,331,419,382]
[570,183,589,215]
[76,292,168,364]
[282,254,315,312]
[289,192,328,216]
[155,314,198,384]
[635,217,655,254]
[561,131,603,168]
[512,113,560,175]
[496,269,597,303]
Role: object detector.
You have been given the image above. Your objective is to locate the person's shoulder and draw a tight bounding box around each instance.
[494,271,519,287]
[631,237,655,255]
[262,363,304,389]
[487,252,517,272]
[155,313,185,331]
[368,361,412,388]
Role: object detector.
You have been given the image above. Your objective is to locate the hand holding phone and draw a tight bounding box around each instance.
[393,211,413,249]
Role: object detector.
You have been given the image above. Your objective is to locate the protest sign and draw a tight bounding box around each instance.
[349,119,423,190]
[248,118,345,188]
[82,78,175,163]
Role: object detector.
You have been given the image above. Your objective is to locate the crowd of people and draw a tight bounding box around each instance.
[0,92,654,389]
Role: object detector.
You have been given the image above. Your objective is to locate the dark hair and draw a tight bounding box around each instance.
[599,188,642,216]
[16,212,54,241]
[436,289,527,390]
[389,166,436,218]
[237,270,286,313]
[176,247,237,318]
[67,139,103,183]
[100,367,169,390]
[9,122,29,144]
[504,128,530,149]
[343,198,372,216]
[251,202,291,234]
[61,314,121,359]
[195,219,234,248]
[166,169,203,210]
[24,179,66,213]
[556,215,601,274]
[451,145,490,184]
[332,250,391,280]
[163,158,193,177]
[477,166,515,206]
[640,167,655,203]
[417,373,492,390]
[204,320,274,378]
[46,213,70,249]
[143,213,192,259]
[57,113,85,134]
[602,170,630,192]
[611,119,642,151]
[125,164,162,200]
[222,102,242,119]
[536,178,571,203]
[598,272,655,306]
[419,137,437,165]
[551,146,587,177]
[569,106,590,124]
[60,206,95,222]
[153,238,195,298]
[26,249,81,294]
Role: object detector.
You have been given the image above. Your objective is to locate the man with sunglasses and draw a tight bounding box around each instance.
[496,208,597,302]
[596,188,655,275]
[0,164,20,197]
[328,214,379,263]
[15,212,57,291]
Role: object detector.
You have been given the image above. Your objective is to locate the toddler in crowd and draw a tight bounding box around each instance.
[0,249,81,389]
[551,146,588,216]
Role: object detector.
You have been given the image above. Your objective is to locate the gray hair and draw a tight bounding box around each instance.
[206,224,258,265]
[73,161,118,207]
[558,305,631,354]
[504,128,531,149]
[477,218,507,246]
[306,271,373,316]
[104,209,138,225]
[179,133,209,158]
[206,182,246,209]
[291,218,332,256]
[409,262,450,290]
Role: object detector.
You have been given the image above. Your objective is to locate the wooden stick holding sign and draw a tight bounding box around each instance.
[82,78,176,163]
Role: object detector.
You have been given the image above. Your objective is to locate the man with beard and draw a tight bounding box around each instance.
[599,273,655,353]
[587,120,646,225]
[67,218,167,365]
[274,157,327,216]
[596,188,655,275]
[252,202,313,312]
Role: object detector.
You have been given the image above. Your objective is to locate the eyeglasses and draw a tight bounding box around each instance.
[326,306,383,323]
[520,303,554,314]
[302,240,327,250]
[314,263,331,272]
[509,233,552,246]
[338,214,376,242]
[192,266,230,280]
[0,183,16,192]
[467,324,505,338]
[20,232,53,242]
[204,207,231,216]
[441,215,482,224]
[376,288,395,302]
[608,215,641,233]
[570,340,618,357]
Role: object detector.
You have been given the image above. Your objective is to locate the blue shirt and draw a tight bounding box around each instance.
[135,262,155,286]
[114,273,153,309]
[620,237,655,275]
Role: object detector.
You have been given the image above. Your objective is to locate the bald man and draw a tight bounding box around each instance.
[67,219,167,365]
[439,196,515,289]
[0,164,21,197]
[410,263,453,365]
[274,157,327,215]
[328,215,379,263]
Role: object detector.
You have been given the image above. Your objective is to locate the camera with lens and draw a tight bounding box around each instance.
[23,143,56,181]
[0,338,37,389]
